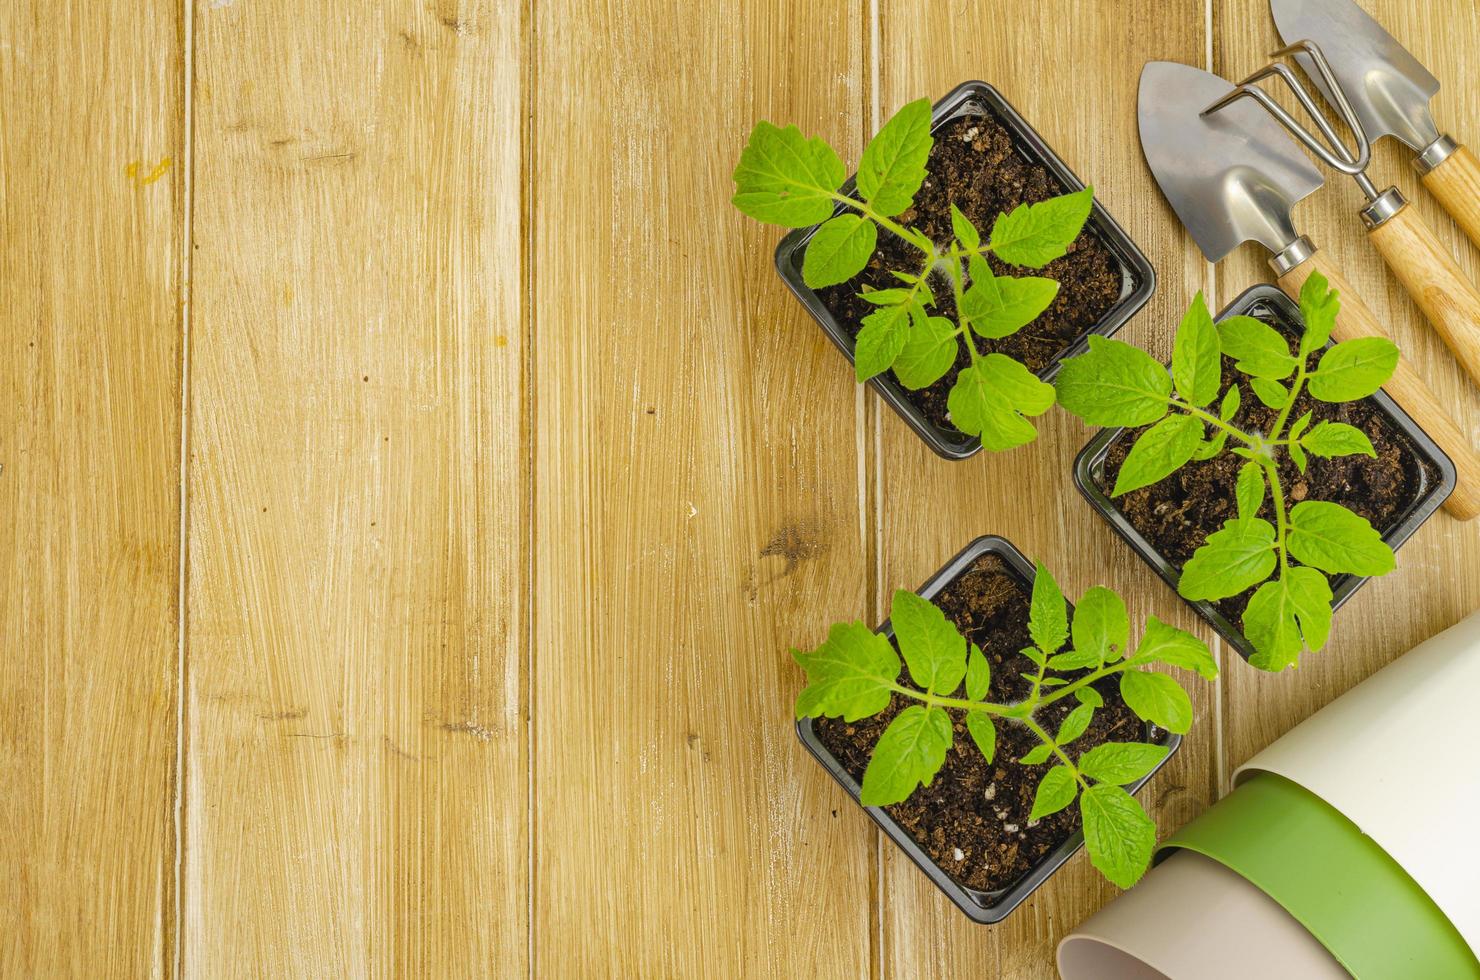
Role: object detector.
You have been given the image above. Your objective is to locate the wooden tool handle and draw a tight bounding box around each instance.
[1278,249,1480,522]
[1420,144,1480,254]
[1367,202,1480,392]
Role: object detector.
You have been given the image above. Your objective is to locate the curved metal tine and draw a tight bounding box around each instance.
[1202,72,1369,176]
[1271,39,1373,171]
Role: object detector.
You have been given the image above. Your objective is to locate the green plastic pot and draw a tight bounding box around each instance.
[1157,772,1479,979]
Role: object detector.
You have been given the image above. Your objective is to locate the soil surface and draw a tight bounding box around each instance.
[815,554,1152,895]
[1095,311,1440,630]
[816,114,1124,435]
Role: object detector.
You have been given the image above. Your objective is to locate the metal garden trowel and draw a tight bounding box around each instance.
[1272,0,1480,251]
[1138,60,1480,521]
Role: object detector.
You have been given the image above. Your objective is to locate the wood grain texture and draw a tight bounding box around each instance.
[1422,144,1480,254]
[0,2,184,976]
[184,1,528,974]
[1214,0,1480,774]
[529,0,874,975]
[873,3,1213,977]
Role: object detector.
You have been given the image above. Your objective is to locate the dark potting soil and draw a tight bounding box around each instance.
[1094,316,1439,630]
[816,114,1122,434]
[815,554,1148,894]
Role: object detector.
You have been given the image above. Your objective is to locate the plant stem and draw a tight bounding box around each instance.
[1022,716,1089,789]
[1264,458,1291,575]
[1169,398,1255,445]
[831,192,934,253]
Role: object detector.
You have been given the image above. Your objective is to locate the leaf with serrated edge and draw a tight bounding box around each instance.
[960,266,1059,339]
[990,187,1094,268]
[1119,669,1193,734]
[1308,337,1398,402]
[1029,561,1068,655]
[1219,384,1241,420]
[1302,421,1375,459]
[1029,765,1079,821]
[1287,501,1394,576]
[1172,292,1221,406]
[950,204,980,251]
[947,358,1049,451]
[1076,686,1103,707]
[1055,336,1172,427]
[1077,742,1170,785]
[731,121,846,227]
[1218,315,1297,380]
[1299,270,1339,354]
[1112,414,1204,496]
[1131,617,1217,680]
[1072,586,1128,666]
[1244,568,1333,671]
[1178,518,1276,601]
[802,214,877,288]
[890,590,966,696]
[965,711,996,764]
[1057,702,1095,746]
[1081,784,1157,888]
[854,305,910,381]
[793,621,900,720]
[1019,743,1053,765]
[1250,378,1289,409]
[965,644,990,701]
[893,315,957,390]
[1235,461,1265,523]
[856,99,933,217]
[860,705,953,806]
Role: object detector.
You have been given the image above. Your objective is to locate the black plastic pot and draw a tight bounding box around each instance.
[774,81,1156,459]
[795,535,1180,924]
[1074,284,1457,662]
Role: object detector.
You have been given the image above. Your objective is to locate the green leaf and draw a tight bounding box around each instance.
[947,355,1053,450]
[1072,586,1129,666]
[1119,669,1193,734]
[1055,336,1173,427]
[1219,384,1241,420]
[1302,421,1376,459]
[1076,686,1104,708]
[856,98,933,217]
[1299,270,1340,354]
[1019,743,1054,765]
[1250,378,1289,409]
[1244,568,1333,672]
[1112,414,1204,496]
[854,305,911,381]
[950,204,981,251]
[1078,742,1171,785]
[859,705,953,806]
[890,589,967,696]
[1019,645,1047,668]
[1289,411,1312,445]
[859,287,912,305]
[1287,501,1395,576]
[990,187,1095,268]
[1047,649,1101,671]
[731,121,846,227]
[893,315,958,390]
[1029,561,1069,655]
[793,621,901,720]
[802,213,877,288]
[1132,617,1218,680]
[1308,337,1399,401]
[1192,430,1229,461]
[965,644,991,701]
[1029,765,1080,821]
[960,264,1060,339]
[965,711,996,764]
[1172,292,1222,406]
[1217,315,1298,380]
[1178,518,1277,601]
[1080,784,1157,889]
[1057,702,1096,746]
[1235,461,1265,523]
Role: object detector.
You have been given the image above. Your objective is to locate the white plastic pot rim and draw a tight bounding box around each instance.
[1233,609,1480,955]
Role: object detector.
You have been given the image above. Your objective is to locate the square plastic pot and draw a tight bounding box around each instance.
[794,534,1180,924]
[775,81,1157,460]
[1073,284,1456,662]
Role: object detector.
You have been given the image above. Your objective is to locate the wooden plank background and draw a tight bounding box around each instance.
[2,0,1477,976]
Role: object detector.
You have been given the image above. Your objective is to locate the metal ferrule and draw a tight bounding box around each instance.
[1360,187,1408,229]
[1414,134,1459,176]
[1269,235,1317,278]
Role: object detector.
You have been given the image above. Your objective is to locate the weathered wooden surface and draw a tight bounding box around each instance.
[3,0,1477,976]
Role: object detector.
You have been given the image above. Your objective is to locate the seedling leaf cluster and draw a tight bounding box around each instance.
[1056,274,1399,671]
[794,566,1215,889]
[733,100,1094,450]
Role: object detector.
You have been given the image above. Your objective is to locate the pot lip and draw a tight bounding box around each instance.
[774,80,1157,461]
[793,534,1181,924]
[1072,283,1457,662]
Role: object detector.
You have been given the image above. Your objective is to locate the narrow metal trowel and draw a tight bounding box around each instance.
[1138,61,1480,521]
[1272,0,1480,251]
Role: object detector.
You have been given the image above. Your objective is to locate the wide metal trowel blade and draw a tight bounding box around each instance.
[1138,62,1324,262]
[1272,0,1442,152]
